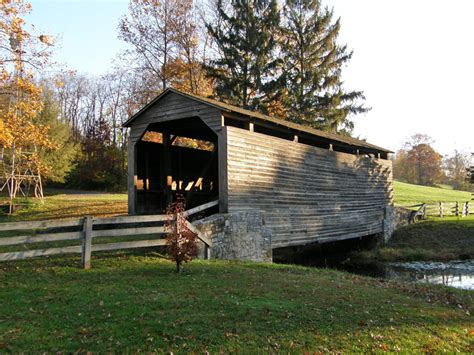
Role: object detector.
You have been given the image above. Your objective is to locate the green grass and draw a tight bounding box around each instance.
[355,215,474,262]
[437,184,455,190]
[0,185,472,351]
[1,182,471,221]
[368,181,474,262]
[0,191,127,223]
[394,180,472,206]
[0,255,472,353]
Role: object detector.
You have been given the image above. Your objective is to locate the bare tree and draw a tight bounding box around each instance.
[118,0,213,95]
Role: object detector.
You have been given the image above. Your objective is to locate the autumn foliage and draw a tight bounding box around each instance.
[0,0,57,208]
[165,197,199,272]
[0,0,53,152]
[393,134,443,186]
[118,0,213,96]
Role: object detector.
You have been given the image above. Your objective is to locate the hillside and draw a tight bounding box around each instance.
[394,181,472,206]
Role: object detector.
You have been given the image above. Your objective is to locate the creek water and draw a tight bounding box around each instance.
[276,253,474,290]
[335,260,474,290]
[274,237,474,290]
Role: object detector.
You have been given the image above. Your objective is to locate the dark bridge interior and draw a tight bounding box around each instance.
[135,117,218,214]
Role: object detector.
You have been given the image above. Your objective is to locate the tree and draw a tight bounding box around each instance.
[0,0,56,211]
[443,150,471,191]
[165,197,199,272]
[66,117,126,191]
[35,87,77,183]
[279,0,368,132]
[468,154,474,184]
[118,0,211,95]
[53,70,90,139]
[206,0,281,112]
[119,0,177,91]
[393,134,443,186]
[0,117,12,146]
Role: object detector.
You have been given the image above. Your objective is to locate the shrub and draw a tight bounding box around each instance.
[165,197,198,272]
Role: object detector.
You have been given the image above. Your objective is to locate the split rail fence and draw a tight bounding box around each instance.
[404,201,471,222]
[0,200,218,269]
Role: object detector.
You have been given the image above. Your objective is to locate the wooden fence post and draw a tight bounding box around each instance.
[439,202,443,218]
[81,216,93,269]
[463,201,469,217]
[455,202,459,217]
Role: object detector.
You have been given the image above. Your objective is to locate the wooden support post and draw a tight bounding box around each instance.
[439,202,443,218]
[218,129,228,213]
[163,133,172,207]
[81,216,93,269]
[423,204,427,220]
[127,140,137,214]
[170,135,178,145]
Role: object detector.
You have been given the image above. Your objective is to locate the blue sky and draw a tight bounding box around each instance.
[27,0,474,156]
[28,0,129,75]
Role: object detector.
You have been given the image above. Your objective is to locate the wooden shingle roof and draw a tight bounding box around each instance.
[123,88,392,154]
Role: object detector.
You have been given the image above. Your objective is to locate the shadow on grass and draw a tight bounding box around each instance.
[0,250,472,352]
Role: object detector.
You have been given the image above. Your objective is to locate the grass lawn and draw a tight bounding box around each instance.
[0,254,472,353]
[394,181,472,206]
[1,181,471,221]
[369,181,474,262]
[0,185,472,352]
[354,215,474,262]
[0,190,127,223]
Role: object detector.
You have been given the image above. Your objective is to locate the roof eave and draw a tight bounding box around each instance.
[122,88,393,154]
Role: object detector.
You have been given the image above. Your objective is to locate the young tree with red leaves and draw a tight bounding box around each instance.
[165,197,199,272]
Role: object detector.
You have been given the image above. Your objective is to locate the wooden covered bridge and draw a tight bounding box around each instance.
[123,88,393,257]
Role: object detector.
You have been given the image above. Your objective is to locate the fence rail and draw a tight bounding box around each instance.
[0,200,218,268]
[399,201,471,220]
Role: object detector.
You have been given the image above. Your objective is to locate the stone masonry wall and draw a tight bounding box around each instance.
[383,206,414,243]
[193,210,272,262]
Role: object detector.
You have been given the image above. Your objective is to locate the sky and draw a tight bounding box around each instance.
[27,0,473,156]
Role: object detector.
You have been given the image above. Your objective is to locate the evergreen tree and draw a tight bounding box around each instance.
[280,0,368,133]
[206,0,281,112]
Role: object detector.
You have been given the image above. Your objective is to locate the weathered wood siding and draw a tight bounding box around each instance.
[225,126,393,248]
[129,92,222,144]
[127,92,223,214]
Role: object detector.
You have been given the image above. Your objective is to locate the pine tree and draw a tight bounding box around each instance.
[280,0,368,133]
[206,0,281,112]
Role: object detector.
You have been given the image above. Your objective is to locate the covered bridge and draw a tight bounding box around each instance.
[123,88,393,259]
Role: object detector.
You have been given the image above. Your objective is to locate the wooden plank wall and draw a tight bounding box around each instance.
[129,92,223,144]
[127,92,223,213]
[225,126,393,248]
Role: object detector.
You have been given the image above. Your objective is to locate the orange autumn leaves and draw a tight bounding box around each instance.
[1,76,56,148]
[0,0,56,173]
